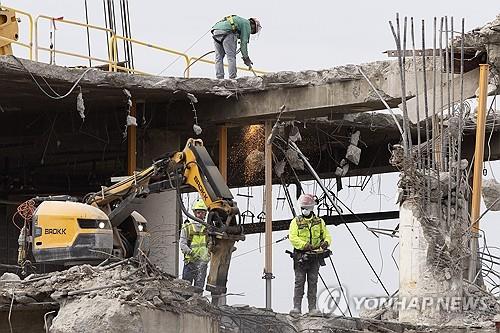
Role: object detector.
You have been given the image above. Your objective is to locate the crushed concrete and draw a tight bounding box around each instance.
[0,260,217,333]
[482,179,500,211]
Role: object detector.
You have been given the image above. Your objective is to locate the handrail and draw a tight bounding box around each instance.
[20,7,267,78]
[0,5,33,59]
[35,14,115,62]
[110,34,191,76]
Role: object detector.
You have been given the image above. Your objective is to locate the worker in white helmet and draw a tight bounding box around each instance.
[288,194,332,316]
[180,199,210,289]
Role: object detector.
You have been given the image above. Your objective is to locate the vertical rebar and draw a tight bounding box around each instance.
[445,17,452,228]
[435,17,443,222]
[411,18,422,170]
[432,17,437,171]
[421,19,432,208]
[455,18,465,216]
[439,18,445,173]
[390,14,412,156]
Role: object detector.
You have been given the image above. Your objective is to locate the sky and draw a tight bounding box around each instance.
[6,0,500,314]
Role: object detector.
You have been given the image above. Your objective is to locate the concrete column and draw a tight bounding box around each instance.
[399,200,463,325]
[136,129,181,276]
[133,191,179,275]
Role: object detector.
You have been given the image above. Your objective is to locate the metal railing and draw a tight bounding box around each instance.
[109,34,191,76]
[6,5,266,77]
[35,15,115,69]
[0,5,34,59]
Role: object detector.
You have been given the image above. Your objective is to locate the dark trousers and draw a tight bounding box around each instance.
[293,257,320,310]
[182,260,208,289]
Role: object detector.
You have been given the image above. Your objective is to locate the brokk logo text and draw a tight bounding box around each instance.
[45,228,67,235]
[194,175,209,201]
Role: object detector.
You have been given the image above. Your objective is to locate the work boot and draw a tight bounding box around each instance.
[289,307,301,316]
[308,308,322,317]
[289,298,302,316]
[308,297,322,317]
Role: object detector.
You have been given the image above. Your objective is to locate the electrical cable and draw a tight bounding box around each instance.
[328,256,352,316]
[157,28,212,76]
[84,0,92,67]
[11,55,92,100]
[318,271,346,317]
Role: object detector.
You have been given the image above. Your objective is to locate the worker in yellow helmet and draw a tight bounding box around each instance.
[180,199,210,289]
[288,194,332,316]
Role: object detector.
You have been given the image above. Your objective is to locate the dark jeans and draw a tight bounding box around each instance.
[293,256,320,310]
[182,260,208,289]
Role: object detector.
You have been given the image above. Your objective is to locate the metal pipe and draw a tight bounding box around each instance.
[357,67,404,137]
[468,64,490,282]
[264,121,273,309]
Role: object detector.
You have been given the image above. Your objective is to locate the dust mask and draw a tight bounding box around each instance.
[301,208,312,216]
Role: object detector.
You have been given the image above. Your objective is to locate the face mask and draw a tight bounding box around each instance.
[301,208,312,216]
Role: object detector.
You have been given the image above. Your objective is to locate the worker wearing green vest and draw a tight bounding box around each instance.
[180,199,210,289]
[289,194,332,316]
[211,15,261,79]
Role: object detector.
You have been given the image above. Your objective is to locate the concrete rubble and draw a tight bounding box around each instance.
[0,259,219,333]
[482,179,500,211]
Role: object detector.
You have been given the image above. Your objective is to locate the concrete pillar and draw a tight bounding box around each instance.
[399,200,464,325]
[133,191,179,275]
[136,129,181,276]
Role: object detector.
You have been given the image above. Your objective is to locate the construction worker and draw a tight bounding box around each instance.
[180,199,210,289]
[211,15,262,79]
[288,194,332,316]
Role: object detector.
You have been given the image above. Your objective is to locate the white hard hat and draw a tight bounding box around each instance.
[298,194,316,209]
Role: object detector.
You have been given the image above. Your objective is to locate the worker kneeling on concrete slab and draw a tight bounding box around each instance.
[211,15,261,79]
[180,199,210,289]
[288,194,332,316]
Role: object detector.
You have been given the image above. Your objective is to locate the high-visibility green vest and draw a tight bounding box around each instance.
[184,222,209,263]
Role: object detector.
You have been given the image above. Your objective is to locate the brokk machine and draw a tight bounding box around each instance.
[17,138,243,297]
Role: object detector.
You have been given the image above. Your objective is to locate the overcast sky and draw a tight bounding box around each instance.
[7,1,500,314]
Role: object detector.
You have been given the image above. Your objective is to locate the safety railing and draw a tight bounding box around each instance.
[6,5,266,78]
[0,5,34,60]
[35,15,115,69]
[109,35,191,76]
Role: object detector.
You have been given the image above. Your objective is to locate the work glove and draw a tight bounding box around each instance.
[320,241,329,250]
[303,243,313,251]
[242,56,253,67]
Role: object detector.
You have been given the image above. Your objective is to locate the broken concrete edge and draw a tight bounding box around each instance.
[0,55,406,98]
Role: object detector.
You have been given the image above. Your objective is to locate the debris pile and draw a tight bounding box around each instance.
[0,257,217,333]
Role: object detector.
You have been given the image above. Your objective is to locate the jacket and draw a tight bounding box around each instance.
[212,15,251,58]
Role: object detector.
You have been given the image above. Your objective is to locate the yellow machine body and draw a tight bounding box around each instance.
[32,201,113,265]
[0,8,19,55]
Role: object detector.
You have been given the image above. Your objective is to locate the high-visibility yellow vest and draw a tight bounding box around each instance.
[293,216,324,249]
[184,222,209,263]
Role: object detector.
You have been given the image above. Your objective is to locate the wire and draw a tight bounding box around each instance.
[328,255,352,316]
[11,55,92,100]
[157,29,212,76]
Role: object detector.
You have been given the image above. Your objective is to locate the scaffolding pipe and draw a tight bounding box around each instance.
[468,64,490,282]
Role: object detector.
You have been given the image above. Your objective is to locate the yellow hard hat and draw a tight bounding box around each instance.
[192,199,207,211]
